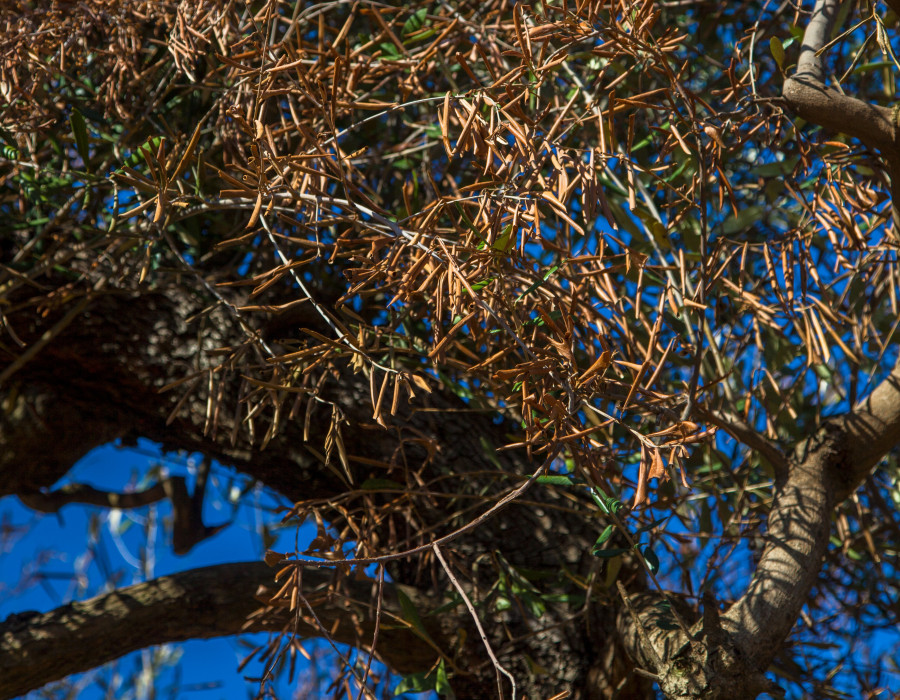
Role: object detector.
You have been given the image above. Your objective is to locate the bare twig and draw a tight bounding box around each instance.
[433,542,516,699]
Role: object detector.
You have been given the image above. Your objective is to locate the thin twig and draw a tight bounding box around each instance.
[433,542,516,700]
[284,447,561,569]
[354,564,384,700]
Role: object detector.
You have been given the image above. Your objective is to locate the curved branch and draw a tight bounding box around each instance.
[721,431,834,670]
[724,357,900,670]
[782,0,899,155]
[615,360,900,697]
[0,562,441,700]
[795,0,835,82]
[19,474,226,555]
[783,78,897,152]
[18,481,171,511]
[0,286,626,698]
[730,0,900,667]
[839,357,900,496]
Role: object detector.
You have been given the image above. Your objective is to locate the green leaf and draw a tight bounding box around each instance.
[396,588,436,645]
[406,27,437,44]
[603,554,623,587]
[360,478,404,491]
[536,474,574,486]
[478,435,503,469]
[592,546,630,558]
[402,7,429,37]
[641,546,660,573]
[853,60,894,75]
[634,517,669,535]
[394,662,456,698]
[635,207,670,249]
[595,524,615,547]
[69,108,91,171]
[720,204,766,235]
[434,659,456,699]
[116,136,163,173]
[395,672,432,695]
[470,277,495,292]
[769,37,785,69]
[515,260,565,303]
[605,497,625,514]
[663,158,689,183]
[749,157,799,178]
[380,42,401,59]
[492,223,515,253]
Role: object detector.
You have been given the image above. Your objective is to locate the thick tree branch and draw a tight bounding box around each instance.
[614,363,900,698]
[783,0,899,155]
[0,289,366,503]
[722,0,900,671]
[722,434,834,672]
[723,356,900,671]
[0,562,442,700]
[838,356,900,495]
[783,74,897,154]
[18,481,171,511]
[617,356,900,697]
[795,0,834,82]
[0,286,639,698]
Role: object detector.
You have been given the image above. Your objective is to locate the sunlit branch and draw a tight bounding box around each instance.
[0,562,442,700]
[724,356,900,670]
[783,0,898,153]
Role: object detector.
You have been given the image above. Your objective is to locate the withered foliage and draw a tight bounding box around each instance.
[3,0,900,695]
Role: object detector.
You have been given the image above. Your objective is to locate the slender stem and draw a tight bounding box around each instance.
[433,543,516,700]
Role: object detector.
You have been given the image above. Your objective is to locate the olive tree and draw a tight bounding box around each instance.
[2,0,900,698]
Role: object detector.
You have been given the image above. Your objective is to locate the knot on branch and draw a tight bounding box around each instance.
[616,589,784,699]
[655,639,779,700]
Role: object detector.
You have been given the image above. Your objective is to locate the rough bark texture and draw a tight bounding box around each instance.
[5,0,900,696]
[4,4,900,685]
[3,173,900,700]
[3,273,900,699]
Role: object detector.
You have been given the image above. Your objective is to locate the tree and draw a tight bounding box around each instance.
[2,0,900,697]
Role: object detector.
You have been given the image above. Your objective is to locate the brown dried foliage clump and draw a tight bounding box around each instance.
[3,1,900,682]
